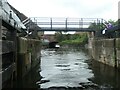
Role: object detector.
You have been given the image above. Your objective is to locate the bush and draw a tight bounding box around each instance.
[59,33,88,46]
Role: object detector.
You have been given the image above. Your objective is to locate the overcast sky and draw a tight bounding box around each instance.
[7,0,119,21]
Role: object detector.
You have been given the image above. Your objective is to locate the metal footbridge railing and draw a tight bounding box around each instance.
[28,17,105,32]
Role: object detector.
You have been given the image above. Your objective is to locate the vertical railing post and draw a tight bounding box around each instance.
[98,19,100,31]
[79,18,83,29]
[50,18,52,30]
[101,18,104,29]
[96,18,99,31]
[65,18,67,31]
[96,18,98,25]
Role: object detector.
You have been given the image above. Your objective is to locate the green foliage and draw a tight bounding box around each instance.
[107,19,118,26]
[57,33,88,45]
[88,22,104,30]
[88,19,118,30]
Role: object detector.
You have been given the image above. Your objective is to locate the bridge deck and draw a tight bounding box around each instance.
[37,27,95,32]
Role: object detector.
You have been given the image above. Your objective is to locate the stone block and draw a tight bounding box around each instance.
[116,50,120,68]
[102,39,114,47]
[116,38,120,50]
[17,37,28,53]
[90,38,116,68]
[17,38,41,78]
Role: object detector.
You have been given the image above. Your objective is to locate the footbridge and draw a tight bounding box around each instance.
[26,17,105,32]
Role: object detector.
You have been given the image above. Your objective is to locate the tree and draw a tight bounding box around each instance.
[88,19,118,31]
[107,19,118,26]
[89,22,104,30]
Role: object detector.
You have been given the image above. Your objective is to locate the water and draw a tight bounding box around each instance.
[5,47,120,89]
[37,48,120,90]
[39,48,93,89]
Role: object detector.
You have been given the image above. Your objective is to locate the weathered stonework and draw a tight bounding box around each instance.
[116,38,120,69]
[89,38,120,68]
[17,37,41,78]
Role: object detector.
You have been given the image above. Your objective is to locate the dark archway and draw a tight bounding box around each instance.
[49,41,59,48]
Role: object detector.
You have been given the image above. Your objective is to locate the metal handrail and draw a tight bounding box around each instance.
[29,17,105,31]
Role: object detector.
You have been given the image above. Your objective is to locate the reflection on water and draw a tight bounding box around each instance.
[87,59,120,89]
[8,47,120,90]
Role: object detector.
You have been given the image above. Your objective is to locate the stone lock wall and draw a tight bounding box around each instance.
[89,38,120,69]
[17,37,41,78]
[116,38,120,68]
